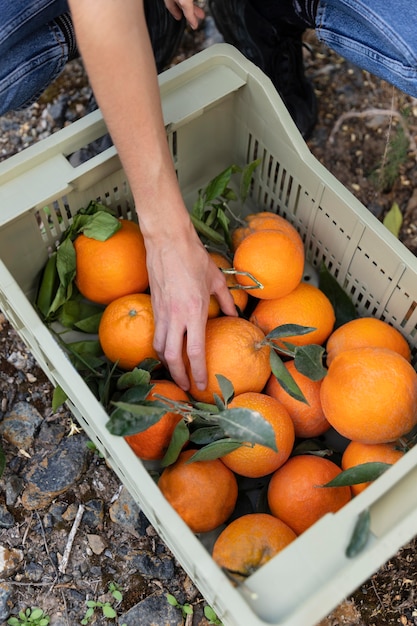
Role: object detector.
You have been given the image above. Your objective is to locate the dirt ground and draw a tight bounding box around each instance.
[1,10,417,626]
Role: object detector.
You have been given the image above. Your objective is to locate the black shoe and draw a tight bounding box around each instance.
[208,0,317,139]
[144,0,186,72]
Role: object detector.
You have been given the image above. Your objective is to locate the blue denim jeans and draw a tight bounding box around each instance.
[1,0,417,116]
[316,0,417,97]
[0,0,69,115]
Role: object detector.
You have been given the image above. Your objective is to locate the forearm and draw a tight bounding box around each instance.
[68,0,191,240]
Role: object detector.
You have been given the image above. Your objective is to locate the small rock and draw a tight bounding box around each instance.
[0,546,24,577]
[83,498,104,528]
[0,582,13,622]
[5,474,24,506]
[87,534,107,555]
[24,561,44,582]
[129,551,175,580]
[21,434,89,510]
[0,504,14,529]
[109,486,148,535]
[0,401,43,449]
[120,591,183,626]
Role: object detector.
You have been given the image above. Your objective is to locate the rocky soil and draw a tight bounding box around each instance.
[1,9,417,626]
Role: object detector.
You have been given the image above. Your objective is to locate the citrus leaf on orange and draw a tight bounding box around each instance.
[161,420,190,467]
[217,408,278,450]
[186,440,246,462]
[107,402,166,436]
[346,508,371,558]
[322,462,392,487]
[265,323,316,341]
[189,425,225,445]
[319,262,358,328]
[293,344,327,381]
[79,210,121,240]
[269,350,306,404]
[116,369,152,391]
[216,374,234,405]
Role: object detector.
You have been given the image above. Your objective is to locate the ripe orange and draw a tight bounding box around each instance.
[250,282,335,348]
[326,317,412,366]
[212,513,296,578]
[125,380,190,461]
[220,392,295,478]
[208,251,249,314]
[98,292,158,369]
[74,219,148,305]
[341,440,405,496]
[267,455,352,535]
[231,212,304,254]
[265,361,330,438]
[185,316,271,403]
[158,449,238,533]
[320,347,417,444]
[233,229,305,300]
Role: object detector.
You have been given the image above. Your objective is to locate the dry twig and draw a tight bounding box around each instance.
[58,504,85,575]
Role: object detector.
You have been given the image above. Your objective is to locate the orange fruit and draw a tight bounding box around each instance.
[326,317,411,366]
[125,380,190,461]
[267,455,352,535]
[320,347,417,444]
[212,513,296,578]
[231,212,304,254]
[220,392,295,478]
[98,292,158,369]
[250,282,335,348]
[158,449,238,533]
[208,295,221,319]
[265,360,330,438]
[208,251,249,314]
[74,219,148,305]
[233,229,305,299]
[341,440,405,495]
[185,316,271,403]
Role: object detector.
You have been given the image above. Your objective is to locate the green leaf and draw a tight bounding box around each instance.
[111,589,123,602]
[52,385,68,411]
[269,350,307,403]
[383,202,403,238]
[161,420,190,467]
[265,323,316,341]
[323,462,392,487]
[190,214,227,245]
[102,604,117,618]
[293,344,327,381]
[166,594,179,607]
[183,604,194,615]
[346,508,371,558]
[74,312,103,334]
[203,166,235,203]
[107,402,166,436]
[216,374,234,405]
[117,369,152,390]
[56,236,76,291]
[319,263,358,329]
[217,407,278,450]
[80,211,121,241]
[30,608,44,620]
[240,159,261,202]
[36,252,59,319]
[189,425,225,445]
[186,439,245,462]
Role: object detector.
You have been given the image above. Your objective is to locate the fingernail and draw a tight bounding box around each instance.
[196,382,206,391]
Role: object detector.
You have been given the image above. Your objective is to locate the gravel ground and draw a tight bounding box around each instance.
[1,10,417,626]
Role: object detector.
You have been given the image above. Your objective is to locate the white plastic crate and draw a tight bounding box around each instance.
[1,44,417,626]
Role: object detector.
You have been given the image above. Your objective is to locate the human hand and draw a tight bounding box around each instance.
[164,0,205,30]
[145,222,237,391]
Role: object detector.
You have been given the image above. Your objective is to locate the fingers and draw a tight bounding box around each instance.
[152,295,208,392]
[164,0,205,30]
